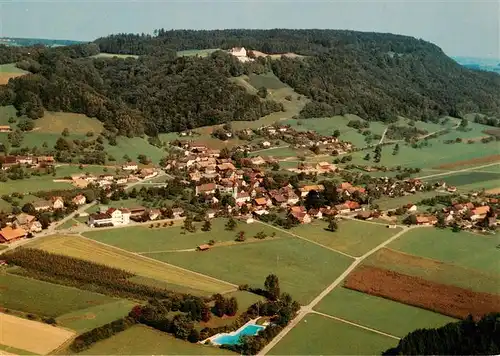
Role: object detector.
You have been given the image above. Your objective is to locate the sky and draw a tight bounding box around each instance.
[0,0,499,58]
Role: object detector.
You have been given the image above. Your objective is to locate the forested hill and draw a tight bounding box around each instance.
[95,29,500,120]
[0,45,282,136]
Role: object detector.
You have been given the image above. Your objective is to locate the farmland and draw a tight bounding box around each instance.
[290,219,402,257]
[315,287,456,337]
[388,228,500,274]
[79,325,234,355]
[146,237,353,304]
[424,171,500,188]
[344,266,500,320]
[268,313,395,355]
[373,191,449,210]
[247,72,288,90]
[27,235,235,294]
[32,111,103,134]
[0,63,27,85]
[56,299,136,333]
[103,136,166,164]
[0,312,75,355]
[364,248,500,294]
[0,273,115,317]
[83,218,284,252]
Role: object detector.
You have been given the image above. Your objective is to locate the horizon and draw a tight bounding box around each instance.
[1,1,498,59]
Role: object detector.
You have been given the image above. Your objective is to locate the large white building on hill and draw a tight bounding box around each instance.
[228,47,254,63]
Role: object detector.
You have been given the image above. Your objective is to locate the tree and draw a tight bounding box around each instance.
[225,217,237,231]
[17,119,35,131]
[201,220,211,231]
[264,274,280,300]
[219,147,231,159]
[235,231,246,242]
[333,129,340,138]
[21,203,36,215]
[62,128,70,137]
[257,86,268,98]
[254,231,266,239]
[459,118,468,129]
[392,143,399,155]
[208,239,215,245]
[327,218,338,232]
[225,297,238,316]
[54,137,71,151]
[363,153,371,161]
[373,145,382,163]
[8,130,23,147]
[183,216,196,232]
[137,154,150,165]
[436,213,446,229]
[213,294,226,317]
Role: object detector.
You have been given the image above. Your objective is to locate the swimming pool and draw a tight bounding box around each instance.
[212,324,265,345]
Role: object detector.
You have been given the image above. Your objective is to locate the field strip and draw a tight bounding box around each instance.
[310,311,400,340]
[139,248,196,254]
[258,226,413,355]
[255,221,356,259]
[418,162,500,180]
[77,234,238,289]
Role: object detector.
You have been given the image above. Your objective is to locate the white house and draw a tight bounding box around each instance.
[88,208,131,227]
[72,194,86,206]
[51,197,65,210]
[122,162,138,171]
[229,47,247,57]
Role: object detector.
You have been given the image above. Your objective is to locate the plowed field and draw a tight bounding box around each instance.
[344,266,500,320]
[434,154,500,169]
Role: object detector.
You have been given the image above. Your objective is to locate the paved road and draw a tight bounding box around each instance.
[258,225,416,355]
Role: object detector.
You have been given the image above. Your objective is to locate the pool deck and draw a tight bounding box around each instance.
[199,318,267,346]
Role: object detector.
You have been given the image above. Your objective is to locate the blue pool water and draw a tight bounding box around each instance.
[213,324,265,345]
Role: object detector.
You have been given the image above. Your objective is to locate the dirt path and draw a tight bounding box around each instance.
[258,226,415,355]
[255,220,357,259]
[310,311,400,340]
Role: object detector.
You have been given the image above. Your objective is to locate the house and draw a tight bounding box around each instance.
[129,206,147,217]
[32,200,52,212]
[235,191,251,204]
[308,209,323,219]
[272,194,288,207]
[122,162,138,171]
[88,212,113,227]
[299,185,325,197]
[356,211,373,220]
[229,47,247,57]
[72,194,86,206]
[447,186,457,193]
[0,226,27,243]
[197,244,211,251]
[315,162,337,173]
[16,156,33,165]
[471,206,490,221]
[51,196,65,210]
[250,156,266,166]
[0,125,11,132]
[405,204,417,212]
[88,208,131,227]
[148,209,161,221]
[254,197,271,207]
[139,168,158,180]
[196,183,217,195]
[290,210,312,224]
[15,213,36,228]
[287,192,300,205]
[415,215,438,226]
[345,200,361,211]
[261,141,271,148]
[37,156,55,165]
[115,176,129,185]
[172,208,184,219]
[206,210,216,219]
[334,203,351,214]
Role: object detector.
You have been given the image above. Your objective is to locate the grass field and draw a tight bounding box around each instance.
[56,299,136,333]
[146,237,353,304]
[0,64,28,85]
[0,312,75,355]
[291,219,402,257]
[104,136,166,164]
[0,105,22,125]
[0,343,37,355]
[269,313,395,355]
[177,49,219,57]
[0,177,74,195]
[33,112,103,134]
[80,325,234,355]
[27,235,234,294]
[364,248,500,294]
[388,228,500,275]
[83,218,284,252]
[374,191,448,210]
[247,73,288,90]
[92,53,139,59]
[250,146,300,158]
[315,287,456,337]
[0,273,115,317]
[424,171,500,187]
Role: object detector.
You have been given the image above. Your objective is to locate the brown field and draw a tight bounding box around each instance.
[483,129,500,138]
[344,266,500,320]
[434,154,500,169]
[0,312,75,354]
[0,73,25,85]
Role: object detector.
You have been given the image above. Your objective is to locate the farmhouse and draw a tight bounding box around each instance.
[196,183,217,195]
[51,196,65,209]
[471,206,490,221]
[72,194,86,206]
[415,215,438,226]
[32,200,52,212]
[0,226,27,243]
[197,244,211,251]
[88,208,131,227]
[299,184,325,197]
[122,162,138,171]
[0,125,12,132]
[172,208,184,219]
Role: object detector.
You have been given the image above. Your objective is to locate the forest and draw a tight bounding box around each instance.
[1,29,500,138]
[384,313,500,355]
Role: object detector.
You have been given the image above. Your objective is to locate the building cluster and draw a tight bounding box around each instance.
[88,205,185,228]
[0,155,55,169]
[70,166,159,188]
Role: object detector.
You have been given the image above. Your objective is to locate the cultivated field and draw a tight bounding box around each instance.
[388,228,500,274]
[84,218,284,252]
[291,219,402,257]
[146,237,353,304]
[0,312,75,355]
[79,325,234,355]
[0,176,74,195]
[315,287,456,337]
[373,191,448,210]
[344,266,500,319]
[0,64,27,85]
[0,273,115,317]
[56,300,136,333]
[247,73,288,90]
[424,171,500,189]
[27,235,234,294]
[268,313,395,355]
[364,248,500,294]
[103,136,166,164]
